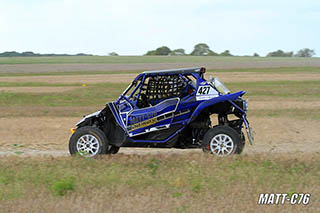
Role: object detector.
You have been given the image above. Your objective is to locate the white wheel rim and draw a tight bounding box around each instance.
[76,134,100,157]
[210,134,234,156]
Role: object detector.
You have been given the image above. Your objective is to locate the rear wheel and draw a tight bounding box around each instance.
[202,126,241,157]
[69,126,108,157]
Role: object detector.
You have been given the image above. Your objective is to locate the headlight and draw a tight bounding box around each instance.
[243,100,248,112]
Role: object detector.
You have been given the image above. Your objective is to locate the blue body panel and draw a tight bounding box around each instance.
[108,69,247,143]
[189,91,245,123]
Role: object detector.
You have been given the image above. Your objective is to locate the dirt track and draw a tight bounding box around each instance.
[1,59,320,73]
[0,115,319,157]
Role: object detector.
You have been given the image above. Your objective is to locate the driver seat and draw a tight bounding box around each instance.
[137,93,149,108]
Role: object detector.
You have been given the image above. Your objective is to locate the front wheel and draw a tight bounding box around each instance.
[202,126,241,157]
[69,126,108,157]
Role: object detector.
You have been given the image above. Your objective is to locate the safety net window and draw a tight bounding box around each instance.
[144,75,187,106]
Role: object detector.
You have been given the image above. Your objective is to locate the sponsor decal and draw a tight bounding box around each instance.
[196,94,218,101]
[128,113,172,132]
[128,109,190,132]
[129,117,158,131]
[130,112,157,124]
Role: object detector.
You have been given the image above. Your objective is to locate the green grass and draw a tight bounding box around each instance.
[0,154,318,198]
[0,55,320,64]
[208,66,320,73]
[0,82,128,107]
[0,70,143,77]
[1,80,319,113]
[228,80,320,98]
[52,177,75,196]
[249,109,320,120]
[0,154,319,211]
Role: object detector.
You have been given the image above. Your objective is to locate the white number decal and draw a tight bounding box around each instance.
[196,85,219,100]
[197,86,210,95]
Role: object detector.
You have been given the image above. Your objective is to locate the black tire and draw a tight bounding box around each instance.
[202,126,241,157]
[235,131,245,154]
[105,145,120,154]
[69,126,108,157]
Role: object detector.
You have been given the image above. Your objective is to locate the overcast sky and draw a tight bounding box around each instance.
[0,0,319,56]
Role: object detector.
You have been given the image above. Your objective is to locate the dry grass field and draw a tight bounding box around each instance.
[0,56,320,212]
[1,154,319,212]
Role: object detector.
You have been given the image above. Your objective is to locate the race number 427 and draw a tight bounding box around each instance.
[197,86,210,95]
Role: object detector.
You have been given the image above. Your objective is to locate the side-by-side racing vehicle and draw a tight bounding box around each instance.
[69,67,254,157]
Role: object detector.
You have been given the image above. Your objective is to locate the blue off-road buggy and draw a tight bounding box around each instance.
[69,67,254,157]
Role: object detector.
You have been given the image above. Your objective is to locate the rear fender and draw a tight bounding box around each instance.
[189,91,245,123]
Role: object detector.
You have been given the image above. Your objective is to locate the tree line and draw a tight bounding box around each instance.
[144,43,316,57]
[145,43,233,56]
[0,51,93,57]
[0,45,316,57]
[266,48,315,57]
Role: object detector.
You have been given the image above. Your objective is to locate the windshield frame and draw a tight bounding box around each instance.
[211,77,231,95]
[116,75,145,104]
